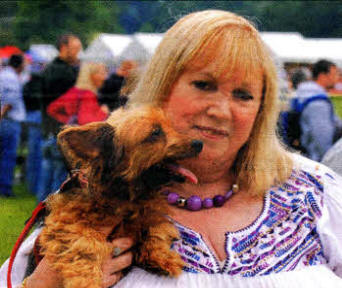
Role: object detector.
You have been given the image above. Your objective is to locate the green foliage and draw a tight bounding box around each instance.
[331,96,342,119]
[1,1,342,50]
[0,1,18,46]
[0,184,36,265]
[12,0,123,49]
[141,1,342,37]
[253,1,342,37]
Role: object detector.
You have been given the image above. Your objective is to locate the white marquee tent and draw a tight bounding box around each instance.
[133,32,164,58]
[81,33,164,66]
[28,44,58,63]
[261,32,342,66]
[82,32,342,67]
[80,33,135,66]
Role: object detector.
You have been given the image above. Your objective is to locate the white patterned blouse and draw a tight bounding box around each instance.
[1,154,342,288]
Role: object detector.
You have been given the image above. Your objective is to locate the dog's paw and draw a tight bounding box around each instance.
[155,251,184,277]
[138,247,184,277]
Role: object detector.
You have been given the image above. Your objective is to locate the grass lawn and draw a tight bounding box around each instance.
[331,95,342,119]
[0,183,37,265]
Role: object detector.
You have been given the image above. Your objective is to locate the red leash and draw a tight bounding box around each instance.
[7,172,87,288]
[7,201,46,288]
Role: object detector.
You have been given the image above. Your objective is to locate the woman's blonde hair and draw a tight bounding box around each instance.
[128,10,293,196]
[75,62,106,93]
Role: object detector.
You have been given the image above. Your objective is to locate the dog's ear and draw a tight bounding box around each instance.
[57,122,120,169]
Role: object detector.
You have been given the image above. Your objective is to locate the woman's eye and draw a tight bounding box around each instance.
[232,88,254,101]
[192,80,217,91]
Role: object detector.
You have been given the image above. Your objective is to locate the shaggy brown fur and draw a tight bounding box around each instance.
[39,106,203,288]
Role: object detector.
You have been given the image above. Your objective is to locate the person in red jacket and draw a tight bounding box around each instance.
[47,62,109,125]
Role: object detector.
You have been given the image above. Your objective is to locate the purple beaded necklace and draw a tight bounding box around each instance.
[164,184,239,211]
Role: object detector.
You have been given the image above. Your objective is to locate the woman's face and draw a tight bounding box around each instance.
[91,65,108,89]
[162,60,263,168]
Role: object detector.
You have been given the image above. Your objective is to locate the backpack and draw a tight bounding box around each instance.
[278,94,333,153]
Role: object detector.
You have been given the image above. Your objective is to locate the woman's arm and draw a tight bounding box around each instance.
[317,168,342,277]
[46,89,78,124]
[24,237,133,288]
[0,228,134,288]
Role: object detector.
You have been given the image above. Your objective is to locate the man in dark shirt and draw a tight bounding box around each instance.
[41,34,82,138]
[38,34,82,201]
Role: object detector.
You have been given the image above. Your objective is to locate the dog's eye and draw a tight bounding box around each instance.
[151,127,162,137]
[144,126,164,143]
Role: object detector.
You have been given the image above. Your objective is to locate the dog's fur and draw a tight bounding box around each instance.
[39,106,202,288]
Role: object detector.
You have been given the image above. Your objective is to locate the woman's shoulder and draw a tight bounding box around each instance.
[275,153,342,216]
[289,153,341,187]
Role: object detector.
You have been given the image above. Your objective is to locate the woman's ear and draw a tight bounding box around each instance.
[57,122,115,169]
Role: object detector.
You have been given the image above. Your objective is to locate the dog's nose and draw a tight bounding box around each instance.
[191,140,203,153]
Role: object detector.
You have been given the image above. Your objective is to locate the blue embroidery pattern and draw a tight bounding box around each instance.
[171,168,329,276]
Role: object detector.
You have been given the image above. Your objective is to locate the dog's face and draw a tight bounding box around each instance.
[57,106,203,199]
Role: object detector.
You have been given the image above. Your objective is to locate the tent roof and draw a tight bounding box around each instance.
[261,32,342,65]
[28,44,58,63]
[83,32,342,67]
[303,38,342,65]
[133,33,163,55]
[99,33,134,56]
[81,34,134,65]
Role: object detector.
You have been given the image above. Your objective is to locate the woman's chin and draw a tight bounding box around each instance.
[179,149,231,171]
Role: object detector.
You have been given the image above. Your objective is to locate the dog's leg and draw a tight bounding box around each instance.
[41,225,112,288]
[138,221,184,276]
[61,235,111,288]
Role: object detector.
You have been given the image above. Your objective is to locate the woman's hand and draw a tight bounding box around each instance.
[24,237,134,288]
[24,257,63,288]
[101,237,134,288]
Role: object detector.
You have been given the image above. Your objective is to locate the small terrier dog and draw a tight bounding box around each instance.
[39,106,203,288]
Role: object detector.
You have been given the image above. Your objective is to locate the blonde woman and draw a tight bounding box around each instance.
[2,10,342,288]
[47,62,109,125]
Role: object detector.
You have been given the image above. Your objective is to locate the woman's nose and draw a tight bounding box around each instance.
[206,94,232,119]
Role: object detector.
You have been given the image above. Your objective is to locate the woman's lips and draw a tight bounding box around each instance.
[194,125,229,139]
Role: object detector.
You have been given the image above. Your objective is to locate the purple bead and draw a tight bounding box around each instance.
[167,192,179,205]
[225,190,233,200]
[202,198,214,208]
[186,195,202,211]
[213,195,225,207]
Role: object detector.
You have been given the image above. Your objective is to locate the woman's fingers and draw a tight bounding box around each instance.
[103,250,133,274]
[101,272,123,288]
[101,237,134,287]
[101,251,133,287]
[25,257,63,288]
[110,237,134,257]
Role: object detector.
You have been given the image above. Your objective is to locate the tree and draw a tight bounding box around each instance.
[0,1,19,47]
[253,1,342,38]
[138,1,342,38]
[2,1,342,50]
[12,0,123,49]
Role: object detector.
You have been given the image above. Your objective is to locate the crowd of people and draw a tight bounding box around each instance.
[0,34,137,199]
[1,34,342,201]
[1,9,342,288]
[280,60,342,169]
